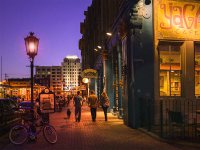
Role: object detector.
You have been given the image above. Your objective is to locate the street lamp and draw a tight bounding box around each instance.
[106,32,112,36]
[24,32,39,111]
[82,78,89,98]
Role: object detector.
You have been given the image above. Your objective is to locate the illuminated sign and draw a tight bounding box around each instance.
[81,69,98,78]
[157,0,200,40]
[39,88,55,113]
[79,85,86,90]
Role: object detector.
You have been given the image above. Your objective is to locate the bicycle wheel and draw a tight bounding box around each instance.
[43,125,57,144]
[9,125,28,145]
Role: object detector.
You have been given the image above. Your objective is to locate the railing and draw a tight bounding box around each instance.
[140,98,200,141]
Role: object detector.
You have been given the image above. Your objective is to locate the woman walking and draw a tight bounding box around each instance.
[100,91,110,121]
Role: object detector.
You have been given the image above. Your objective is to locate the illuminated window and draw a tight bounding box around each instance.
[195,44,200,97]
[159,42,182,96]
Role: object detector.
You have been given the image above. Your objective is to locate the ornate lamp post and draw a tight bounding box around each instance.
[24,32,39,111]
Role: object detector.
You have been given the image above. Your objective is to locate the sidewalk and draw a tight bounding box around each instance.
[1,101,200,150]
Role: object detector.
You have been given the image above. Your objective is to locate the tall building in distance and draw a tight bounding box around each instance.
[51,66,62,95]
[35,55,81,96]
[61,56,81,94]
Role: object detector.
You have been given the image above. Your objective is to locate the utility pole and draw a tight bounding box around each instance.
[5,73,8,81]
[1,56,2,82]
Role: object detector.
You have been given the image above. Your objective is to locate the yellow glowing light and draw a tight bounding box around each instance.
[97,46,102,49]
[106,32,112,36]
[82,78,89,83]
[94,48,98,51]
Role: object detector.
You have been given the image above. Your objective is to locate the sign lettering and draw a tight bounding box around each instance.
[158,0,200,40]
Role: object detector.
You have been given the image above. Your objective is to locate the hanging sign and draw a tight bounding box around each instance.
[81,69,98,79]
[157,0,200,40]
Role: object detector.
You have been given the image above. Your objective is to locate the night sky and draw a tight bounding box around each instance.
[0,0,92,80]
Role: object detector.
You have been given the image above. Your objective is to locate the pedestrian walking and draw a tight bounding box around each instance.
[88,90,98,122]
[67,95,71,107]
[100,91,110,121]
[66,108,71,119]
[73,91,83,122]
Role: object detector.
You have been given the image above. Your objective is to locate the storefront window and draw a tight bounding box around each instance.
[159,43,182,96]
[195,44,200,97]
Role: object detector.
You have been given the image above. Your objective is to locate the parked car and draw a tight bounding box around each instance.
[19,101,49,123]
[19,101,32,110]
[0,98,21,134]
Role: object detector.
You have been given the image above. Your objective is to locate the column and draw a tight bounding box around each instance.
[117,38,123,118]
[102,50,108,92]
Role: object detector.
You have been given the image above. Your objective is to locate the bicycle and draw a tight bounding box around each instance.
[9,109,57,145]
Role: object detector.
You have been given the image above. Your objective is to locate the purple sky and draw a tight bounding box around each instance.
[0,0,92,80]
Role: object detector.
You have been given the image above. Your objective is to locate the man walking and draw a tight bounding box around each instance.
[88,90,98,122]
[73,91,83,122]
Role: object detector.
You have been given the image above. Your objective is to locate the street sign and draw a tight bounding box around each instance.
[79,85,86,90]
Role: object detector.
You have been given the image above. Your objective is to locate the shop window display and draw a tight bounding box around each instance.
[159,43,182,96]
[195,44,200,97]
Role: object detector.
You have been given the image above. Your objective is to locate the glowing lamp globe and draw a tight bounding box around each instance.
[82,78,89,84]
[24,32,39,59]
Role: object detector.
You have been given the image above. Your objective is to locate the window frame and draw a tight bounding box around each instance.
[158,41,183,97]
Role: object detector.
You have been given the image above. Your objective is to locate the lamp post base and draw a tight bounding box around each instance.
[111,106,118,116]
[118,108,124,119]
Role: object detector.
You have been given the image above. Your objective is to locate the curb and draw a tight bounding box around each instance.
[138,128,200,149]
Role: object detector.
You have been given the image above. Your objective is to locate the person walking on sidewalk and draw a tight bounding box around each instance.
[88,90,98,122]
[100,91,110,121]
[73,91,83,122]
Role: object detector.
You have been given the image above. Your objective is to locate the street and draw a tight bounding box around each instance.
[0,101,199,150]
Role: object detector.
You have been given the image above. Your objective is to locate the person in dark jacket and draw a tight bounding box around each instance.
[73,91,83,122]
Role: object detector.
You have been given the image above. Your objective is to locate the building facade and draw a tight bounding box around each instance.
[35,66,62,95]
[61,56,81,95]
[80,0,200,139]
[79,0,123,107]
[35,66,51,88]
[2,78,44,100]
[0,80,9,98]
[51,66,62,95]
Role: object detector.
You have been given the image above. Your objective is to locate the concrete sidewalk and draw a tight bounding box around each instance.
[1,101,200,150]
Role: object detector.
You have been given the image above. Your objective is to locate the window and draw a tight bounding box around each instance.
[195,44,200,97]
[159,42,182,96]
